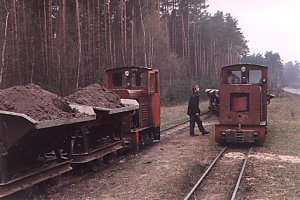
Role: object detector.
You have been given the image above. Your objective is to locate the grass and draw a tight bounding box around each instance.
[242,91,300,199]
[267,92,300,155]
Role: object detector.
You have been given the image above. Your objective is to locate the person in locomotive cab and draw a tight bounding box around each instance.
[187,84,210,136]
[227,71,240,84]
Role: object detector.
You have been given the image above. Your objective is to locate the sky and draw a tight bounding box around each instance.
[207,0,300,63]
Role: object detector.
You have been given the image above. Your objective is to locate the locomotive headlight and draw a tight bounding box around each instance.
[241,66,246,72]
[124,70,130,77]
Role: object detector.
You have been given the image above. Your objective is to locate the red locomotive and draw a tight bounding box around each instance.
[106,66,160,152]
[212,64,274,144]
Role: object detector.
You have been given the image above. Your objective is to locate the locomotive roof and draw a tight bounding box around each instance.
[222,63,267,70]
[105,66,153,72]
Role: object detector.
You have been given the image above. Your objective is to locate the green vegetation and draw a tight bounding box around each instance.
[160,77,214,105]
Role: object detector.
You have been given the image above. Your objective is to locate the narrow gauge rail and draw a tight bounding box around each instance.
[184,146,252,200]
[160,110,211,140]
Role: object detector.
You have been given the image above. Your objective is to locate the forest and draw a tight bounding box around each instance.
[0,0,298,101]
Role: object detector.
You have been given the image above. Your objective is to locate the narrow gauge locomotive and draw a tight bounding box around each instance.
[105,66,160,152]
[213,64,273,144]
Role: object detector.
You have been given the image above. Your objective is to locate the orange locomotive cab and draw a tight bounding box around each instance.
[105,66,160,152]
[215,64,271,144]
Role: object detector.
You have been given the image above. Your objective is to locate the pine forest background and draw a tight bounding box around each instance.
[0,0,299,103]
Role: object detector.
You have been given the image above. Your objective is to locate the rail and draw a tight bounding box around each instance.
[184,146,252,200]
[184,147,227,200]
[231,147,252,200]
[160,110,211,140]
[161,110,211,132]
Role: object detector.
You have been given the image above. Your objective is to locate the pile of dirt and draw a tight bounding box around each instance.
[65,84,121,108]
[0,83,78,121]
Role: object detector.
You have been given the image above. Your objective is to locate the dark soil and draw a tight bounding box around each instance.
[0,83,77,121]
[65,84,121,108]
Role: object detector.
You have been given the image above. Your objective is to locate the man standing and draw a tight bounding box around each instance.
[187,84,210,136]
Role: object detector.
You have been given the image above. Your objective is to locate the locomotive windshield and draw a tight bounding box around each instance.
[111,71,147,88]
[249,70,262,84]
[226,69,263,84]
[227,70,241,84]
[112,73,126,87]
[132,72,146,87]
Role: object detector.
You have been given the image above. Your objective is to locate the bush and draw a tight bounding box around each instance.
[160,78,212,106]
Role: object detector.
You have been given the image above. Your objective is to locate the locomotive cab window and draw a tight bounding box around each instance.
[227,70,241,84]
[132,72,146,87]
[249,70,262,84]
[112,73,122,87]
[112,73,126,87]
[149,72,157,93]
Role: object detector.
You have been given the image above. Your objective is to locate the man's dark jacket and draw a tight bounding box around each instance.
[187,92,200,116]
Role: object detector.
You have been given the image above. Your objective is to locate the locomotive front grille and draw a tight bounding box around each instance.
[235,132,244,143]
[224,129,255,143]
[138,97,149,127]
[141,104,147,121]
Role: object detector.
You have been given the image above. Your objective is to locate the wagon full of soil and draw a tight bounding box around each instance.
[0,84,96,197]
[65,84,139,164]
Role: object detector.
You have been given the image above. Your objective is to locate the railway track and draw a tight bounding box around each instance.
[184,146,252,200]
[160,110,212,140]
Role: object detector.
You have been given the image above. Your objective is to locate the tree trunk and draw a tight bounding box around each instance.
[130,1,135,66]
[75,0,82,88]
[138,0,147,67]
[0,1,9,87]
[107,0,113,68]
